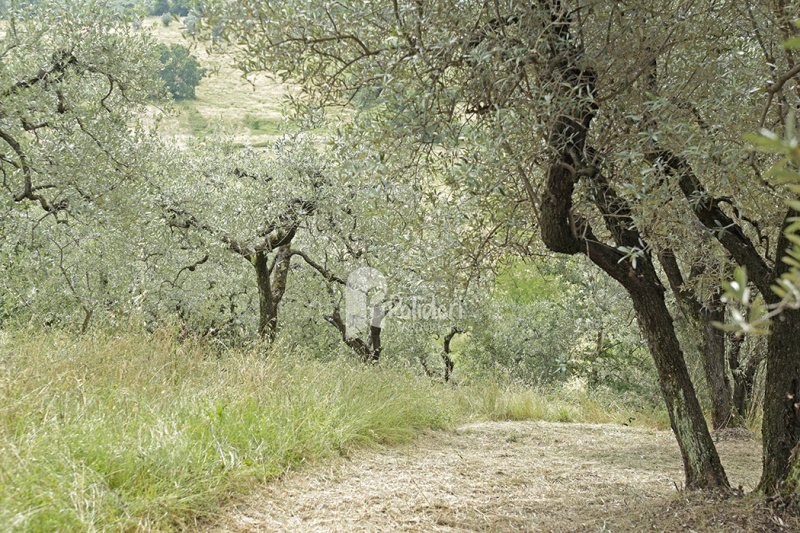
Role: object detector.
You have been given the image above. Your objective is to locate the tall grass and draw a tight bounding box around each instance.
[0,331,455,531]
[0,330,667,531]
[458,379,671,429]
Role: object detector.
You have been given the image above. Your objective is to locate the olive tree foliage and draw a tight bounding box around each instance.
[148,134,330,340]
[114,126,480,355]
[265,130,491,362]
[0,0,167,328]
[209,0,800,490]
[0,0,163,213]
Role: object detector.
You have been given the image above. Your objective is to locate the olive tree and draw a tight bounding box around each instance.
[0,0,163,215]
[206,0,756,488]
[0,0,167,329]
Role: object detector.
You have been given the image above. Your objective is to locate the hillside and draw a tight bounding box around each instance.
[147,17,287,145]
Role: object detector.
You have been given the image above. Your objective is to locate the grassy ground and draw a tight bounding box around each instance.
[0,330,669,532]
[146,17,288,145]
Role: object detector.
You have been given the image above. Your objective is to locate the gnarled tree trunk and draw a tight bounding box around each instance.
[659,251,737,429]
[442,326,462,383]
[630,281,730,488]
[535,2,728,490]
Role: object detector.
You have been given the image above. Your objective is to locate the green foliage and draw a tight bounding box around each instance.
[161,11,172,26]
[243,114,281,135]
[460,258,656,398]
[720,122,800,332]
[178,101,210,133]
[148,0,194,16]
[156,43,206,100]
[184,12,199,35]
[0,0,166,331]
[170,0,192,16]
[149,0,169,15]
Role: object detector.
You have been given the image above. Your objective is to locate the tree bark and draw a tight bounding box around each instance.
[629,281,730,489]
[700,305,736,429]
[759,209,800,492]
[729,335,760,419]
[253,251,277,341]
[535,1,728,490]
[253,245,293,342]
[760,308,800,492]
[442,326,462,383]
[324,305,382,363]
[659,251,737,428]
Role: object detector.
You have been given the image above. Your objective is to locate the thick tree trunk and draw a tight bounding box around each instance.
[758,213,800,493]
[628,282,730,489]
[760,308,800,492]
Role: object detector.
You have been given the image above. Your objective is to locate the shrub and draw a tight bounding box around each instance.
[184,12,199,36]
[156,43,206,100]
[170,0,191,17]
[161,12,172,26]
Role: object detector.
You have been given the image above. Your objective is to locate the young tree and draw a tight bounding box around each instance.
[155,135,326,341]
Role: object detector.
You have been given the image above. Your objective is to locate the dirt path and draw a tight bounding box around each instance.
[208,421,795,532]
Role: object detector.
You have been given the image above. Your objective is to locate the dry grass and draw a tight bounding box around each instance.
[207,421,796,532]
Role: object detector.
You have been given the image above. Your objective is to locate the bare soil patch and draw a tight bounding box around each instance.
[206,421,798,532]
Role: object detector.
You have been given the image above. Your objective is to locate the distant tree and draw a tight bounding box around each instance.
[184,12,199,36]
[169,0,191,17]
[161,12,171,26]
[156,43,205,100]
[149,0,169,16]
